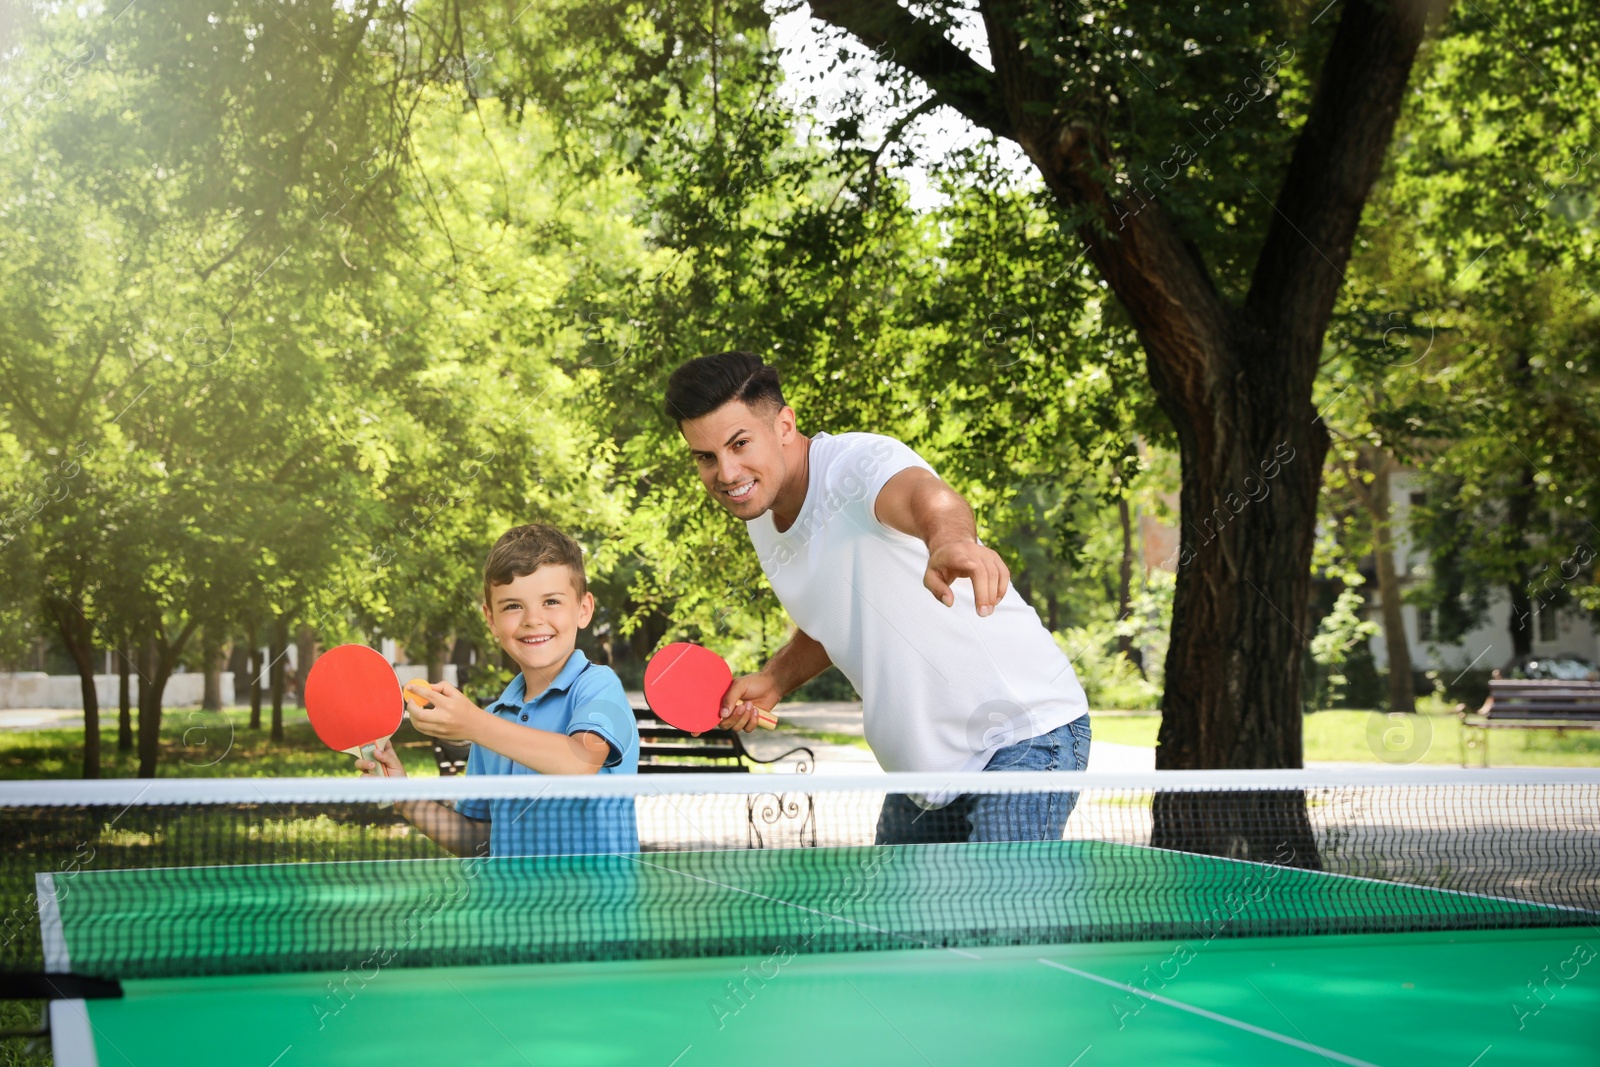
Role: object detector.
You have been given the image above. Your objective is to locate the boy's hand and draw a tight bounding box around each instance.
[406,681,486,744]
[717,671,783,734]
[356,737,407,778]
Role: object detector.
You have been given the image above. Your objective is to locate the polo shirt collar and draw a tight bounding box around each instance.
[497,648,591,709]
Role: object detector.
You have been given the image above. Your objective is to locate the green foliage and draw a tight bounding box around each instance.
[1309,585,1382,709]
[1056,627,1161,710]
[789,667,860,703]
[1055,573,1171,710]
[6,0,1597,778]
[0,6,651,771]
[1318,0,1600,652]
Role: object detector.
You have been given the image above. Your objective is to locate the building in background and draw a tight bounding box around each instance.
[1366,470,1600,678]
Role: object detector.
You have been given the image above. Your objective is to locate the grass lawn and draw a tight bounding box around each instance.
[1,999,47,1067]
[0,706,442,780]
[1091,702,1600,767]
[7,701,1599,777]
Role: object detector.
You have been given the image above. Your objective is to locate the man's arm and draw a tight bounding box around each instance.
[761,627,834,696]
[873,466,1011,615]
[718,628,833,733]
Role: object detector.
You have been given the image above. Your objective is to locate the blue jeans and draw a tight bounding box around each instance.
[874,716,1092,844]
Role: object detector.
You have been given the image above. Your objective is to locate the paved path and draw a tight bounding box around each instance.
[0,708,88,731]
[740,700,1158,775]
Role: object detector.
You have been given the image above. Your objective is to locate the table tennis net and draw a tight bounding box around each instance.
[3,773,1597,980]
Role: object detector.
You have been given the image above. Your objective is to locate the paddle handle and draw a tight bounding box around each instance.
[726,708,778,730]
[349,739,392,776]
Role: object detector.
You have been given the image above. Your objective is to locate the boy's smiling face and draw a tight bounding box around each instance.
[481,564,594,688]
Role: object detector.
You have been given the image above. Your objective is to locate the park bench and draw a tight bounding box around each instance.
[431,706,815,775]
[632,703,815,773]
[1458,679,1600,766]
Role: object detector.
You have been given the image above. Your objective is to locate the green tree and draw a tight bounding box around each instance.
[456,0,1435,792]
[1325,4,1600,672]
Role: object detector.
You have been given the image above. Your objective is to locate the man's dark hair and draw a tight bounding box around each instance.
[664,350,785,423]
[483,523,587,603]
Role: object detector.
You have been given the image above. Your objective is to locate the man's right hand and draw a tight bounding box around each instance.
[715,671,784,734]
[356,737,408,777]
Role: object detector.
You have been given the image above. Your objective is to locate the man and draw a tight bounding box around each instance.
[665,350,1092,843]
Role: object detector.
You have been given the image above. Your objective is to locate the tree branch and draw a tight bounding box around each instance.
[810,0,1226,422]
[807,0,1013,138]
[827,95,941,210]
[1244,0,1433,355]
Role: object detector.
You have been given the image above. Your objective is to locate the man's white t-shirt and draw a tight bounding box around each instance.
[745,431,1089,774]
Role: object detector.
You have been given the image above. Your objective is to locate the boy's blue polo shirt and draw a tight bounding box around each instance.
[455,650,640,856]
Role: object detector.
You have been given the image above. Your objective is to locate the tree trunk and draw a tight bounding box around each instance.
[118,642,133,753]
[450,636,474,673]
[77,656,100,780]
[1116,493,1141,673]
[1505,465,1536,653]
[1157,393,1327,769]
[269,617,288,743]
[202,628,223,712]
[1505,352,1536,660]
[227,640,248,710]
[1150,788,1321,869]
[1151,371,1330,866]
[247,620,263,730]
[50,605,101,780]
[1367,460,1415,714]
[136,636,160,778]
[133,619,204,777]
[294,624,318,707]
[1508,576,1535,658]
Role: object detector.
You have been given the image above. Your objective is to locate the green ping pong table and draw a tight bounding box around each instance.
[50,929,1600,1066]
[39,840,1600,1066]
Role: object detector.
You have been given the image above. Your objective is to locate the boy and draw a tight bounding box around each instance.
[360,523,641,856]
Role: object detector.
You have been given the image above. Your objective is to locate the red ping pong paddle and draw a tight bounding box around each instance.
[304,644,405,776]
[644,642,777,732]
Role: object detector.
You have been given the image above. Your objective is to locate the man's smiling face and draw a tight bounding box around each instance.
[680,399,795,521]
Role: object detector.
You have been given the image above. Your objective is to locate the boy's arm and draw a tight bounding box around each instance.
[359,740,492,858]
[393,799,492,858]
[470,715,612,776]
[409,683,612,775]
